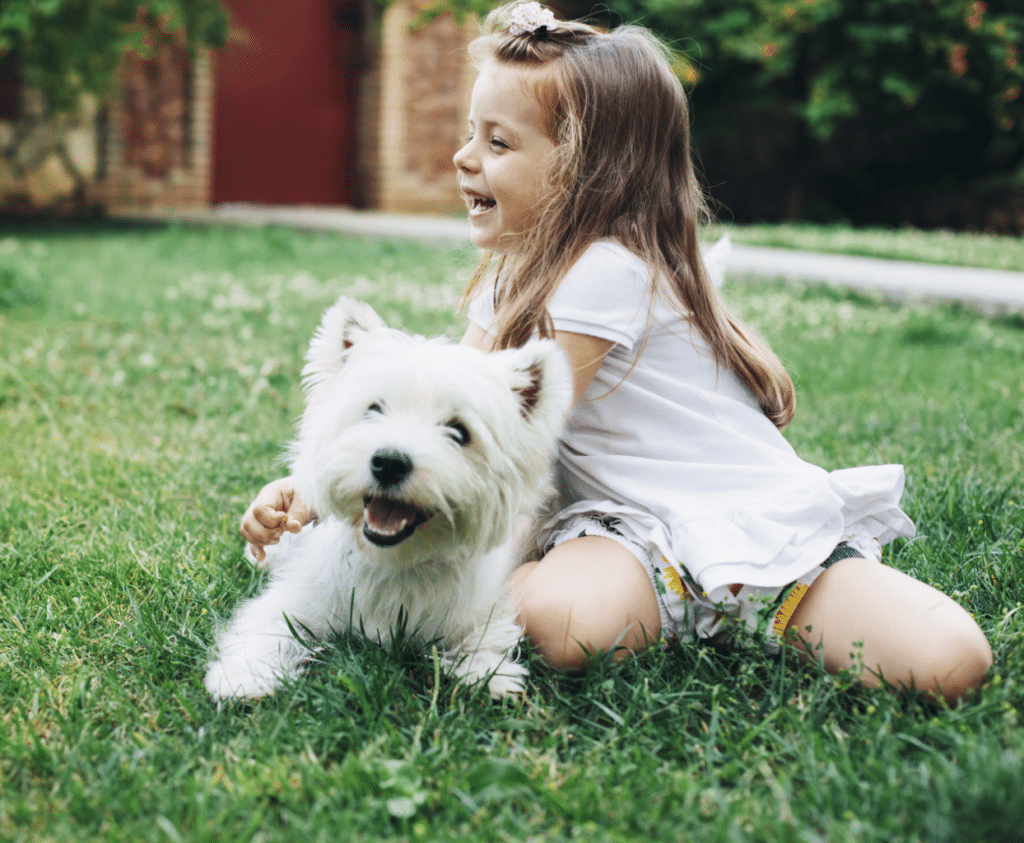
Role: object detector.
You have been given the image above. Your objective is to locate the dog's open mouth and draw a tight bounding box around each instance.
[361,495,431,547]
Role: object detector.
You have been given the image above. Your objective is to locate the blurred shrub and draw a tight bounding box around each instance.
[0,0,228,111]
[572,0,1024,229]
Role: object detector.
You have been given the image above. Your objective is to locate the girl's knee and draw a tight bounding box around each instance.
[917,612,992,703]
[791,557,993,703]
[514,565,582,670]
[889,590,992,703]
[515,562,616,671]
[511,538,661,672]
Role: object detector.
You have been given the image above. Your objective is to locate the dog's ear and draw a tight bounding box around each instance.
[497,339,574,431]
[302,296,387,395]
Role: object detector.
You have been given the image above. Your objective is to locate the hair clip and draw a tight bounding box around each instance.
[508,2,557,36]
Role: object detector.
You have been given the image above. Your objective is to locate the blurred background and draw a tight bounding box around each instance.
[1,0,1022,233]
[568,0,1024,233]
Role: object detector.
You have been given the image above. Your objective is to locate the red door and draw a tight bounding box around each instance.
[212,0,362,205]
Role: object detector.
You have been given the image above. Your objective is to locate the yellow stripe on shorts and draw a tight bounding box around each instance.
[772,582,809,638]
[661,565,692,601]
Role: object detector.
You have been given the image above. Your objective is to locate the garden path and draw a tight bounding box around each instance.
[122,204,1024,313]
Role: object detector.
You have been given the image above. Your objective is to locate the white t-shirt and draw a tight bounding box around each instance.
[469,239,914,595]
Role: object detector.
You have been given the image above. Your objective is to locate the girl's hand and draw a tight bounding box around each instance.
[240,477,316,562]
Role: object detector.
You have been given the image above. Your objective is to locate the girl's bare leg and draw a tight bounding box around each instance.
[510,536,661,671]
[788,556,993,704]
[513,541,992,703]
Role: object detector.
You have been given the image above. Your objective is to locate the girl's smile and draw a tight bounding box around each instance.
[464,188,497,218]
[453,59,556,253]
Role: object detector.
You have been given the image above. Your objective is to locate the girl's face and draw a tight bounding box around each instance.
[453,60,556,253]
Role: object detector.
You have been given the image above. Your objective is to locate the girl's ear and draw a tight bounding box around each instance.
[495,338,574,434]
[302,296,387,396]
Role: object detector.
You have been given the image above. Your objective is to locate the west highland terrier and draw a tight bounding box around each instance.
[204,297,572,700]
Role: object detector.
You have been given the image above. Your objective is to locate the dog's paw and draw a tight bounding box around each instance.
[204,658,281,701]
[486,666,527,700]
[448,647,528,700]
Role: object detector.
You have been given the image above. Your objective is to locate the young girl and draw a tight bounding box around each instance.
[241,1,992,704]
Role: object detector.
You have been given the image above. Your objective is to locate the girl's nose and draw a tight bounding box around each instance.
[453,139,477,173]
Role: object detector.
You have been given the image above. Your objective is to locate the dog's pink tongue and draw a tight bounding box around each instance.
[365,497,419,535]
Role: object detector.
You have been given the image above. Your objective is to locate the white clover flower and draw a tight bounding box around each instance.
[509,2,557,36]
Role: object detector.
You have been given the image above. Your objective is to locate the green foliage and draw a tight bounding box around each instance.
[576,0,1024,224]
[395,0,496,26]
[0,0,228,111]
[0,264,42,309]
[602,0,1023,149]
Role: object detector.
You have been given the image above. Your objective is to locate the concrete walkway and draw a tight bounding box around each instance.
[123,204,1024,313]
[726,244,1024,313]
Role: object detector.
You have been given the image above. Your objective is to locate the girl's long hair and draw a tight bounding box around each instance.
[462,2,796,429]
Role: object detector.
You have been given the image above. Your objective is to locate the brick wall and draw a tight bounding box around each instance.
[375,0,476,214]
[1,1,476,217]
[102,30,212,214]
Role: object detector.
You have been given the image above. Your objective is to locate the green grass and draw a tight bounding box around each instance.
[2,222,1024,842]
[707,222,1024,273]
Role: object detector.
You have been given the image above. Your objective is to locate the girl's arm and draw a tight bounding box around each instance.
[554,330,613,406]
[461,324,612,406]
[461,321,495,352]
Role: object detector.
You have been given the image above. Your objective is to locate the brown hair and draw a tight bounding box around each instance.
[461,2,795,428]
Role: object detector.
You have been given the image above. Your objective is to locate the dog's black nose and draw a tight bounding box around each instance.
[370,449,413,487]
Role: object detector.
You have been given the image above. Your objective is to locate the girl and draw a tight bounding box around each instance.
[241,1,992,704]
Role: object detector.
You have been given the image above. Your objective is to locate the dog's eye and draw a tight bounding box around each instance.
[445,419,471,446]
[366,403,384,417]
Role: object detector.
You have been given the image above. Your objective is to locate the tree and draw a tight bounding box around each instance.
[0,0,228,111]
[574,0,1024,226]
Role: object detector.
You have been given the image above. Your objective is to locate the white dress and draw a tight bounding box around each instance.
[469,239,915,605]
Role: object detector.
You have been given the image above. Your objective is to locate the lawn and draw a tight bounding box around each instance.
[1,221,1023,842]
[708,222,1024,272]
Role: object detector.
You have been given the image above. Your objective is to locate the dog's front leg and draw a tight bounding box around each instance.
[206,521,352,701]
[204,580,323,701]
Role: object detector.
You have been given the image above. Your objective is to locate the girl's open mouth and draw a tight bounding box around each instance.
[469,195,496,215]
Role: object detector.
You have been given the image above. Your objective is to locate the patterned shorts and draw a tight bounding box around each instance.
[543,512,882,655]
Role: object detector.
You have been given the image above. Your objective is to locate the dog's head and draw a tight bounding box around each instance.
[290,296,572,564]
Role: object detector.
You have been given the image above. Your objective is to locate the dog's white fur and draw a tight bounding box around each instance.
[204,297,572,700]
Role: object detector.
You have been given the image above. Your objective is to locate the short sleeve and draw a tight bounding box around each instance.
[467,241,653,348]
[547,241,653,350]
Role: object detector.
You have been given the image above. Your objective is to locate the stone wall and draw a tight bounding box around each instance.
[0,41,210,215]
[0,89,102,214]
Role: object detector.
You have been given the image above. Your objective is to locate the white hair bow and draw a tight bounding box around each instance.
[509,2,557,36]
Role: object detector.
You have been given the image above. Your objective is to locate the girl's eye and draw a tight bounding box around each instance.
[445,420,471,446]
[462,131,508,151]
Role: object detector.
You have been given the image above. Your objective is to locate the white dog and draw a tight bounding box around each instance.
[204,297,572,701]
